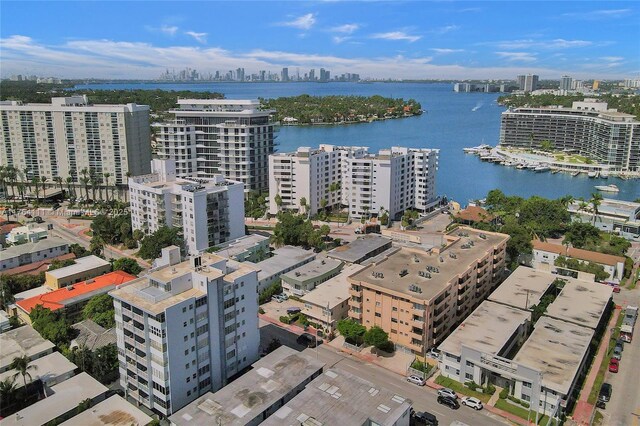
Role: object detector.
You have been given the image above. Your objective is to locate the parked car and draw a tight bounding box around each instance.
[437,395,460,410]
[34,216,44,223]
[24,213,32,218]
[413,410,438,426]
[52,203,61,210]
[427,348,441,359]
[437,388,458,399]
[406,375,426,386]
[286,307,301,315]
[461,396,483,410]
[612,286,621,293]
[608,358,619,373]
[612,345,622,360]
[271,295,284,303]
[599,383,612,402]
[297,333,320,348]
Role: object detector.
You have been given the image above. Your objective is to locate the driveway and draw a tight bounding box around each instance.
[261,298,306,321]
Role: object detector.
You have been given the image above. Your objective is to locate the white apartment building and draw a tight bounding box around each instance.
[129,159,245,255]
[109,248,260,416]
[0,96,151,185]
[269,145,439,220]
[153,122,197,177]
[168,99,276,192]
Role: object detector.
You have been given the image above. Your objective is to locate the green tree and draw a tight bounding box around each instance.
[77,398,93,414]
[540,140,554,151]
[48,258,76,271]
[69,243,90,258]
[0,281,15,310]
[30,305,71,346]
[590,192,603,225]
[83,294,115,328]
[91,344,119,384]
[112,257,143,275]
[336,318,366,345]
[0,378,18,416]
[364,326,392,353]
[137,226,183,260]
[564,222,601,248]
[265,338,282,354]
[10,355,37,390]
[299,197,308,217]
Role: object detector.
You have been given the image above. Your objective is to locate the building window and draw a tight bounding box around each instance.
[522,394,531,402]
[465,373,473,380]
[523,381,532,388]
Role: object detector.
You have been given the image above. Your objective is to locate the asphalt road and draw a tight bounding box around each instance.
[259,320,509,426]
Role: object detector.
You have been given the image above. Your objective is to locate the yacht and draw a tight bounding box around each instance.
[600,171,609,179]
[534,164,551,172]
[588,171,599,178]
[594,184,619,193]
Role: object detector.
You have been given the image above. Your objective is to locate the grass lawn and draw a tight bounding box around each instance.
[593,410,604,425]
[86,230,93,237]
[587,311,624,404]
[629,270,639,290]
[434,376,491,403]
[494,400,558,425]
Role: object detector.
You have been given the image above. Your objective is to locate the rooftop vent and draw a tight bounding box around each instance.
[67,286,74,291]
[295,272,301,277]
[479,233,487,240]
[408,284,423,293]
[449,252,457,259]
[371,271,384,279]
[399,269,408,277]
[439,256,444,263]
[413,255,420,263]
[418,271,431,279]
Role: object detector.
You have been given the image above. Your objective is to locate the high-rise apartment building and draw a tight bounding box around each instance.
[281,67,289,82]
[153,122,197,177]
[269,145,439,220]
[347,227,509,354]
[499,100,640,172]
[129,159,245,255]
[168,99,276,192]
[110,248,260,416]
[516,74,539,92]
[0,96,150,185]
[560,75,572,91]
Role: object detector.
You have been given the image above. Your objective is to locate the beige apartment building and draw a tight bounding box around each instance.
[347,227,509,354]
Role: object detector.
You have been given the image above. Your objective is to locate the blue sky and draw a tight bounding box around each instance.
[1,1,638,80]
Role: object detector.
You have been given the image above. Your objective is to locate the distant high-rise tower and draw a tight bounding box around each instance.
[281,67,289,82]
[517,74,539,92]
[592,80,600,90]
[319,68,327,82]
[309,69,315,81]
[560,75,572,91]
[236,67,245,82]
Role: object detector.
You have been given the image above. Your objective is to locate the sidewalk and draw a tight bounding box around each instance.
[572,307,621,425]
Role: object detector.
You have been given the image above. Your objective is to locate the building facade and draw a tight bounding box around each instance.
[168,99,276,192]
[517,74,539,92]
[129,159,245,255]
[568,198,640,240]
[110,250,260,416]
[347,227,509,354]
[269,145,439,219]
[0,96,151,185]
[153,122,198,177]
[499,100,640,172]
[0,237,68,270]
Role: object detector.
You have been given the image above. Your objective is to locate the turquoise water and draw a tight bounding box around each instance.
[76,82,640,204]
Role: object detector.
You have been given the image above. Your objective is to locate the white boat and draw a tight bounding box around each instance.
[571,171,581,176]
[600,171,609,178]
[534,164,551,172]
[516,163,527,170]
[463,144,492,153]
[594,184,619,192]
[588,171,598,178]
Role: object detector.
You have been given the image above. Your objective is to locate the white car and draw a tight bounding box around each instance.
[427,348,441,359]
[461,396,483,410]
[437,388,458,399]
[406,375,426,386]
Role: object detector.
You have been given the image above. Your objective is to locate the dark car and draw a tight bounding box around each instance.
[34,216,44,223]
[413,410,438,425]
[437,395,460,410]
[286,307,302,315]
[599,383,612,402]
[297,333,320,348]
[24,213,32,218]
[52,203,61,210]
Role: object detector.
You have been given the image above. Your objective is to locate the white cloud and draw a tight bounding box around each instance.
[487,38,592,50]
[371,31,421,43]
[495,51,537,62]
[333,36,350,44]
[278,13,316,30]
[185,31,207,43]
[431,25,460,35]
[562,9,631,20]
[330,23,359,34]
[160,25,179,36]
[430,48,464,54]
[600,56,624,62]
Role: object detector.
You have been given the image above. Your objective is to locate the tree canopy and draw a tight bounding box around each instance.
[83,294,115,328]
[30,305,71,346]
[271,212,330,250]
[363,326,392,352]
[112,257,143,276]
[336,318,366,345]
[137,226,183,260]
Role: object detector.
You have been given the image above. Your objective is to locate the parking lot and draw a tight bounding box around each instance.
[260,297,305,321]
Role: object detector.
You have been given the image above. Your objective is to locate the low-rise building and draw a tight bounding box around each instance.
[129,158,245,255]
[44,255,112,289]
[327,234,393,264]
[531,239,625,283]
[169,346,325,426]
[70,319,117,351]
[61,395,153,426]
[568,198,640,240]
[262,367,412,426]
[5,225,48,245]
[438,267,612,419]
[0,237,68,271]
[1,253,76,276]
[301,264,366,332]
[454,205,496,226]
[348,227,509,354]
[0,351,77,389]
[251,246,316,292]
[15,270,135,324]
[0,373,108,426]
[0,310,11,333]
[281,258,343,296]
[213,234,270,263]
[0,325,55,373]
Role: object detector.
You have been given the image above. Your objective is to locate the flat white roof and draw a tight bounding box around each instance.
[46,255,110,279]
[302,264,366,308]
[488,267,555,310]
[514,317,593,394]
[254,246,316,281]
[438,301,531,357]
[545,280,612,329]
[1,372,108,426]
[0,325,55,371]
[0,351,77,387]
[282,258,343,283]
[60,395,153,426]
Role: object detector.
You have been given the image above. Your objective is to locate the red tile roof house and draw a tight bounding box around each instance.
[15,270,135,325]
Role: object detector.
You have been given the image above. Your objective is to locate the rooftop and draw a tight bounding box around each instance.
[302,264,367,308]
[455,206,495,223]
[45,255,110,278]
[350,228,508,300]
[16,271,136,313]
[488,267,556,310]
[71,319,117,350]
[438,301,531,357]
[568,198,640,220]
[0,325,55,371]
[262,368,412,426]
[253,246,316,281]
[169,346,325,426]
[0,352,77,387]
[532,240,625,266]
[214,234,269,259]
[60,395,153,426]
[327,234,393,264]
[0,237,68,261]
[545,278,612,329]
[282,258,343,283]
[1,373,108,426]
[513,317,594,394]
[2,253,76,276]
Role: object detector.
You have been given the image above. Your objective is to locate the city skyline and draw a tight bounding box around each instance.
[1,1,638,80]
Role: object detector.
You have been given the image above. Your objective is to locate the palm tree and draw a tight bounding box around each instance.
[7,166,18,200]
[22,168,31,191]
[40,175,48,198]
[0,166,7,199]
[66,176,75,200]
[0,378,17,409]
[10,355,37,390]
[32,177,40,203]
[80,176,91,202]
[274,194,282,213]
[559,195,574,208]
[17,183,25,203]
[299,197,308,218]
[103,173,111,203]
[90,173,99,201]
[53,176,64,200]
[590,192,603,226]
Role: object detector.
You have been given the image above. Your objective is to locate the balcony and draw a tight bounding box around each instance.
[348,299,362,309]
[413,307,425,316]
[412,318,424,328]
[349,311,362,320]
[349,287,361,298]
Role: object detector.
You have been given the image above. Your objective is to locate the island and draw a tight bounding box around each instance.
[259,94,423,125]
